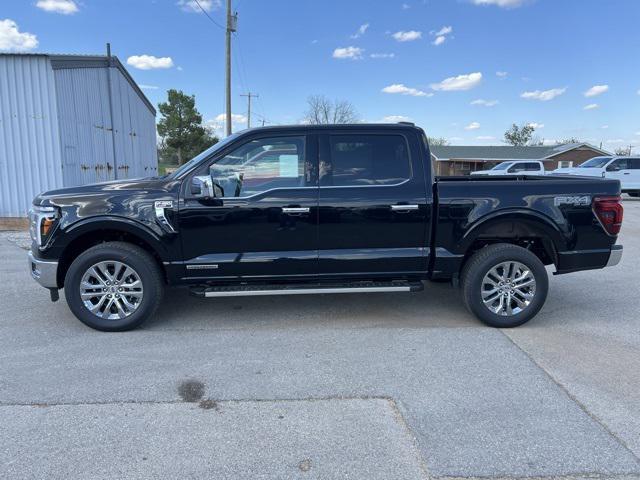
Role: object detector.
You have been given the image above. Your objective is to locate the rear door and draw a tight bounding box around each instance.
[317,129,431,277]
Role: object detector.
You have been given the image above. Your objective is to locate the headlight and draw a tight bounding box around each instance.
[29,206,60,247]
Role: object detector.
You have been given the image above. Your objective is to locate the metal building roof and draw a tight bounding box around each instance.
[0,53,155,115]
[429,143,611,161]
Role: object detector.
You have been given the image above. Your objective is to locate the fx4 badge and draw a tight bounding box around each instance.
[554,195,591,207]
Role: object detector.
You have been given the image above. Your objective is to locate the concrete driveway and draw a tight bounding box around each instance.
[1,200,639,479]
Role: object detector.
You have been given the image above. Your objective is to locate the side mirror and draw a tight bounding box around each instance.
[191,175,215,198]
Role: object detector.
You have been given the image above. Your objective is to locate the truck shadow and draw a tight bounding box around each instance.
[149,281,479,331]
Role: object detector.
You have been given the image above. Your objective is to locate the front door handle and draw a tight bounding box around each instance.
[390,204,419,212]
[282,207,310,214]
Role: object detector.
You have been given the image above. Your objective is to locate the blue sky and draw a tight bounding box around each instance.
[2,0,640,152]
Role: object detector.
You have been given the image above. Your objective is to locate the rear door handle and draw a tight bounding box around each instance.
[390,204,419,212]
[282,207,310,214]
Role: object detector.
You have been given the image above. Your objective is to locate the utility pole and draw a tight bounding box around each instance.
[240,92,259,128]
[225,0,237,136]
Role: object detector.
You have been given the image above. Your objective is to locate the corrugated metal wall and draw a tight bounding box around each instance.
[0,54,157,217]
[55,64,157,187]
[0,56,64,217]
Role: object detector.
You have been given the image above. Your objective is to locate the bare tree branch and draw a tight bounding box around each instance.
[303,95,359,124]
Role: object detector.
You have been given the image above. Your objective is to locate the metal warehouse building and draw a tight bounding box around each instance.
[0,53,157,218]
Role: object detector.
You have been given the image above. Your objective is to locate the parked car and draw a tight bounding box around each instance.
[552,156,640,196]
[471,160,546,176]
[28,123,623,331]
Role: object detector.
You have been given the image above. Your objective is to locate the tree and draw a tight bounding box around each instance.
[556,137,583,145]
[157,89,218,165]
[303,95,359,124]
[504,123,536,146]
[615,147,632,156]
[427,136,449,146]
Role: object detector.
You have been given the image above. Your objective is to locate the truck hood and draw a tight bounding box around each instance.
[33,177,177,206]
[552,167,603,176]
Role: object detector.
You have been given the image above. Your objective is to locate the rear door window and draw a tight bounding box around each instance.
[325,134,411,186]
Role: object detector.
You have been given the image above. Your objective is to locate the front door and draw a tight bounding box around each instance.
[606,157,640,190]
[178,133,318,280]
[317,130,431,277]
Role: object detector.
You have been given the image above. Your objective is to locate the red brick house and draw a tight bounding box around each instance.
[430,143,611,176]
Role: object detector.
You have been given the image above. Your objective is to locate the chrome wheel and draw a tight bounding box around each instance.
[79,261,144,320]
[481,261,536,316]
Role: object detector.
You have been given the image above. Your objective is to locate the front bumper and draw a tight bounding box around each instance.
[27,250,59,288]
[606,244,623,267]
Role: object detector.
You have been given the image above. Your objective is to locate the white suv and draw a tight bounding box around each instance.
[553,156,640,196]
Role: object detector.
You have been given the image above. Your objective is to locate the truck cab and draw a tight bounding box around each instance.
[471,160,546,176]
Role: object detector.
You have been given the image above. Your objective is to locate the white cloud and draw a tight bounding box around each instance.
[381,83,432,97]
[381,115,412,123]
[433,36,446,46]
[476,135,496,140]
[207,113,248,134]
[36,0,78,14]
[177,66,184,71]
[583,103,599,110]
[431,72,482,91]
[433,26,453,36]
[637,89,640,96]
[471,99,498,107]
[370,53,395,59]
[139,84,159,90]
[402,3,411,9]
[606,139,625,144]
[527,122,544,129]
[584,84,609,97]
[465,122,481,130]
[392,30,422,42]
[472,0,527,8]
[0,19,38,52]
[178,0,221,12]
[332,46,364,60]
[431,26,452,46]
[602,125,609,129]
[127,55,174,70]
[350,23,369,39]
[521,87,566,101]
[449,136,464,142]
[496,71,508,78]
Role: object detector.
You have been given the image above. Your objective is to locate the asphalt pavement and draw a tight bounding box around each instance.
[1,199,639,480]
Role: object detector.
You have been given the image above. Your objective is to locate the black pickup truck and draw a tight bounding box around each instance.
[28,123,623,331]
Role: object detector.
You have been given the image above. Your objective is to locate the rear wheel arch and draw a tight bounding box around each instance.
[458,213,562,274]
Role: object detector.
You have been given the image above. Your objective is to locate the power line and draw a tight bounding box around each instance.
[192,0,225,30]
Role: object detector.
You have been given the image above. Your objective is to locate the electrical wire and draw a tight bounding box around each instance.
[192,0,225,30]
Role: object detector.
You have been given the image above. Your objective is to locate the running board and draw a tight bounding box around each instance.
[190,281,423,298]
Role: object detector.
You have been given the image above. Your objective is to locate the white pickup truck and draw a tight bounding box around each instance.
[552,156,640,196]
[471,160,546,176]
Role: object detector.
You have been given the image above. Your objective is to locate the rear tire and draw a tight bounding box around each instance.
[461,243,548,328]
[64,242,163,331]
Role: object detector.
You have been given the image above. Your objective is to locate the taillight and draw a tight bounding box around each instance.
[593,196,623,235]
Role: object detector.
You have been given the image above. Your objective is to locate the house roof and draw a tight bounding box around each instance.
[429,143,610,161]
[0,53,155,115]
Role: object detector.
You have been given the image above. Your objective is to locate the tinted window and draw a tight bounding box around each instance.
[327,135,411,186]
[629,158,640,169]
[210,136,306,197]
[525,162,541,171]
[579,156,612,168]
[492,162,512,170]
[608,158,630,171]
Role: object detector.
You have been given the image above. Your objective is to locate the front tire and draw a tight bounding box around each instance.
[64,242,163,331]
[461,244,548,328]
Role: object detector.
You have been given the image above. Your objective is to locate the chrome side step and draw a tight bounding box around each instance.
[190,281,423,298]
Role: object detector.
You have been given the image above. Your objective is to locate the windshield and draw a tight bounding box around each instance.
[492,162,512,170]
[167,133,241,178]
[578,156,612,168]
